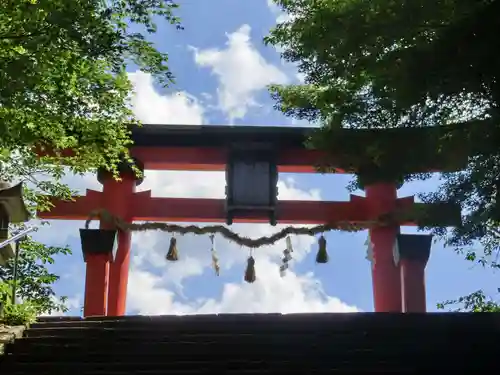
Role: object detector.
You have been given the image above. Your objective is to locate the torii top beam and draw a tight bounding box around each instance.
[127,124,467,173]
[129,125,321,173]
[38,124,469,174]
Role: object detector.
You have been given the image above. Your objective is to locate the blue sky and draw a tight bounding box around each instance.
[33,0,497,315]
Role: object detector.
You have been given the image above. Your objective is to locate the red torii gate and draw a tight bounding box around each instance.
[38,125,461,316]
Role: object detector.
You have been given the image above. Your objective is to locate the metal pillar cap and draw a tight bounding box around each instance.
[0,182,31,223]
[393,233,433,266]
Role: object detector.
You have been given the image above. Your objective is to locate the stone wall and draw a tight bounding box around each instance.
[0,325,25,355]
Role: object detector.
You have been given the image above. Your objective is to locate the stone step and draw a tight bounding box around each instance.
[24,326,376,336]
[22,332,362,343]
[0,359,439,373]
[3,314,499,374]
[4,337,496,369]
[8,336,418,349]
[22,323,500,338]
[0,365,417,375]
[0,354,489,374]
[32,313,500,330]
[10,334,500,352]
[3,341,472,358]
[0,352,485,369]
[24,327,451,339]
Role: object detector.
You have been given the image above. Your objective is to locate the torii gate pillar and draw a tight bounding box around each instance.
[365,183,402,312]
[101,161,143,317]
[82,161,143,317]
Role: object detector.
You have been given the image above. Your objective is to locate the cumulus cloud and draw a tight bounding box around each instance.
[266,0,295,24]
[265,1,306,85]
[128,71,205,125]
[190,25,288,122]
[39,295,83,317]
[127,258,359,315]
[34,69,360,315]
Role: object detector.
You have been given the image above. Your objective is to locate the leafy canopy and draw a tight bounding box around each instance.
[0,0,181,174]
[264,0,497,127]
[265,0,500,310]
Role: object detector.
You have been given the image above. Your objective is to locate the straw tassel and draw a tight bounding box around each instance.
[280,236,294,277]
[315,235,328,263]
[244,256,256,283]
[210,235,220,276]
[279,264,288,277]
[212,251,220,276]
[166,236,179,261]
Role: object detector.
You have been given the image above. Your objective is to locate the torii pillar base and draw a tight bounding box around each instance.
[83,254,109,317]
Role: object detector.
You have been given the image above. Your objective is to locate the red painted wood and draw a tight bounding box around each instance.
[83,254,109,317]
[400,259,427,313]
[38,193,420,225]
[130,147,341,173]
[37,146,343,174]
[365,183,402,312]
[99,177,136,317]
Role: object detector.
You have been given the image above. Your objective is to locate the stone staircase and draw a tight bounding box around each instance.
[0,313,499,374]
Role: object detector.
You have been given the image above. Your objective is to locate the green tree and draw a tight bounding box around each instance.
[265,0,500,311]
[0,234,71,315]
[438,290,500,313]
[0,0,182,315]
[1,0,181,174]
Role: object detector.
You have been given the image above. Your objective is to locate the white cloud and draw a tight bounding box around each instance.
[190,25,288,122]
[34,68,359,316]
[296,71,306,83]
[39,295,82,317]
[127,257,359,315]
[266,0,296,55]
[128,71,205,125]
[267,0,295,24]
[266,0,305,84]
